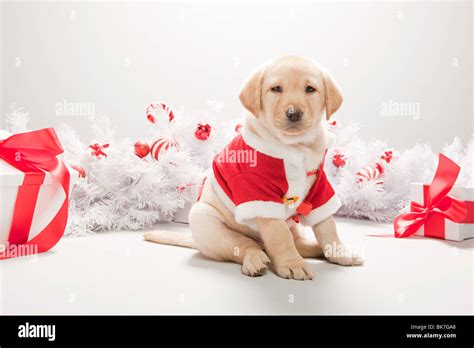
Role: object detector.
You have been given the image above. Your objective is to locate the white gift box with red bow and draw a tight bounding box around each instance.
[410,182,474,241]
[0,159,70,246]
[0,129,75,258]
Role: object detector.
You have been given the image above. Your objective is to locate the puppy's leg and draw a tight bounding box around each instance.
[289,224,324,258]
[189,202,270,277]
[312,216,363,266]
[256,218,313,280]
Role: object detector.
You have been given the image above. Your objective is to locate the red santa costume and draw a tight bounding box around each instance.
[209,126,341,229]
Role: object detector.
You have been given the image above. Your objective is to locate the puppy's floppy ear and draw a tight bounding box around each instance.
[322,69,343,119]
[239,66,265,117]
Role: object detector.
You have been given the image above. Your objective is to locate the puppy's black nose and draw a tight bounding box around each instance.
[286,107,303,122]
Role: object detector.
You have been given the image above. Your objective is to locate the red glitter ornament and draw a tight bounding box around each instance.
[332,152,346,168]
[134,141,150,158]
[194,122,212,141]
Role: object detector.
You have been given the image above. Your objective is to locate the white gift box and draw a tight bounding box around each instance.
[411,182,474,241]
[173,183,199,224]
[0,130,74,247]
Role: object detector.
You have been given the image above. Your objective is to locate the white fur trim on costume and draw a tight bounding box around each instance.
[242,119,313,216]
[235,201,287,225]
[214,118,335,229]
[209,171,262,231]
[300,195,342,226]
[242,117,304,162]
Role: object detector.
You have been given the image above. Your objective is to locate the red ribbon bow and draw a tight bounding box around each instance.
[381,150,393,163]
[0,128,70,259]
[394,154,468,238]
[89,143,109,158]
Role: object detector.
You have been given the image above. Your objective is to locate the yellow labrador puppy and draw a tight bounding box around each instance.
[145,56,363,280]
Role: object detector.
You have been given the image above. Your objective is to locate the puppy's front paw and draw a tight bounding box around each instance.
[242,249,270,277]
[273,257,314,281]
[325,244,364,266]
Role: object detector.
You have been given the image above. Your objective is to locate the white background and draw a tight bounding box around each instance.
[1,1,472,150]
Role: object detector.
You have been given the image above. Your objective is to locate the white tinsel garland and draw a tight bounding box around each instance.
[4,103,473,235]
[326,122,473,222]
[5,104,240,236]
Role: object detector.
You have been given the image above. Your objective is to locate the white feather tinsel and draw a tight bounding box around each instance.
[327,123,473,222]
[4,103,473,235]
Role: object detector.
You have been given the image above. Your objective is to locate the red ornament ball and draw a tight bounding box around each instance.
[332,152,346,168]
[134,141,150,158]
[194,122,212,141]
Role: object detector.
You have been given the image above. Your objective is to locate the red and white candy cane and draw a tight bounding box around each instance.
[150,136,179,161]
[356,149,394,188]
[146,102,175,124]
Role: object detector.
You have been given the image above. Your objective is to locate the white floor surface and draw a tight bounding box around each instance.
[1,217,472,315]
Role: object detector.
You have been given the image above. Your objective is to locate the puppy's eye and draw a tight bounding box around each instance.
[305,86,317,93]
[271,86,282,93]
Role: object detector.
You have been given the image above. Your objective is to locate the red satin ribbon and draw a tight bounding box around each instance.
[394,154,469,238]
[89,143,109,158]
[0,128,70,260]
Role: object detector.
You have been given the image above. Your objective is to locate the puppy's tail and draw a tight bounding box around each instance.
[143,230,197,249]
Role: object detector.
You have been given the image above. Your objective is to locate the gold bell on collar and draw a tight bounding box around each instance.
[283,196,299,209]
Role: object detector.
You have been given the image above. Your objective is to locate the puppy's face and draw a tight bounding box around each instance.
[261,60,326,137]
[239,56,343,143]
